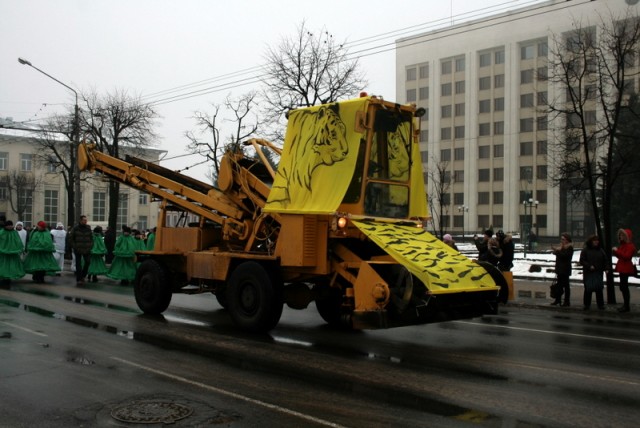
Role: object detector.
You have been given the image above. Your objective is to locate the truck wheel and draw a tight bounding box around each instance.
[134,259,172,314]
[215,291,228,309]
[315,286,344,326]
[477,261,509,304]
[227,262,283,333]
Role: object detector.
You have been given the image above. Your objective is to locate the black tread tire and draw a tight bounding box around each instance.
[227,262,283,333]
[215,291,228,309]
[134,259,172,314]
[477,261,509,304]
[315,286,344,326]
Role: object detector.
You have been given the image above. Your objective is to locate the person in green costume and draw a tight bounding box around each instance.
[133,229,146,268]
[88,226,109,282]
[24,221,60,283]
[107,226,137,285]
[0,220,26,287]
[145,227,156,251]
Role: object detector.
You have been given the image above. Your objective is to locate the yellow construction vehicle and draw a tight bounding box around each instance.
[78,95,507,333]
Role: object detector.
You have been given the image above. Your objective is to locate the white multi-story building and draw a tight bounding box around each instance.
[396,0,635,241]
[0,131,165,230]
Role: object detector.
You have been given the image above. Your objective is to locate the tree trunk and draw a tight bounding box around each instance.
[108,181,120,233]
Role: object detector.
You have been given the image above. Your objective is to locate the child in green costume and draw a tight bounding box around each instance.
[24,221,60,283]
[0,220,26,286]
[88,226,109,282]
[107,226,137,284]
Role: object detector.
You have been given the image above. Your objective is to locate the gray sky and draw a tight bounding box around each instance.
[1,0,542,180]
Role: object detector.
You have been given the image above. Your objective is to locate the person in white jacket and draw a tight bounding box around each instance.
[50,222,67,274]
[15,221,27,260]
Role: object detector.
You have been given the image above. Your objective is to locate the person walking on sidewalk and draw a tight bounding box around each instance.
[69,215,94,285]
[551,232,574,306]
[613,228,636,313]
[579,235,607,311]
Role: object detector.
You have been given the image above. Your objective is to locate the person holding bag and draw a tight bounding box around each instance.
[613,228,636,313]
[551,233,574,306]
[579,235,607,311]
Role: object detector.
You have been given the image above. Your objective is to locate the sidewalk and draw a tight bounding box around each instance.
[509,277,640,318]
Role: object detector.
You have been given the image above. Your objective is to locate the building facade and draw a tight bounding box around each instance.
[396,0,635,241]
[0,132,165,231]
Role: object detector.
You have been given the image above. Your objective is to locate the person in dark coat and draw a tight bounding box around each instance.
[551,232,574,306]
[69,215,94,285]
[613,228,637,313]
[474,229,493,262]
[104,226,116,264]
[579,235,607,311]
[496,230,515,272]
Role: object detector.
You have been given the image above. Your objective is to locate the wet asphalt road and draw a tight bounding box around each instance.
[1,273,640,427]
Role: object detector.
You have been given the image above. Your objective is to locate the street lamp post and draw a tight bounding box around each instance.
[457,205,468,243]
[522,197,539,257]
[18,57,81,226]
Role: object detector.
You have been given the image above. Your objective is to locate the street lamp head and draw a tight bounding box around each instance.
[18,57,32,66]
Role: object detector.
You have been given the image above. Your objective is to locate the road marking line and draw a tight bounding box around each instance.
[111,356,348,428]
[0,320,48,337]
[456,320,640,345]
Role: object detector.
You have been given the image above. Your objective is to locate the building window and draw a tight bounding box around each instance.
[478,169,490,182]
[537,165,548,179]
[138,216,148,231]
[521,69,534,84]
[441,83,452,96]
[406,89,416,102]
[478,145,490,159]
[442,192,451,205]
[521,93,534,108]
[18,189,33,227]
[521,44,535,60]
[117,193,129,230]
[406,68,416,81]
[421,151,429,163]
[520,118,534,132]
[478,215,490,228]
[479,123,491,136]
[538,41,548,56]
[47,155,57,173]
[494,144,504,158]
[139,192,149,205]
[479,99,490,113]
[455,103,465,116]
[494,74,505,88]
[537,66,548,81]
[419,64,429,79]
[44,190,59,224]
[520,141,534,156]
[420,130,428,142]
[493,191,504,204]
[537,116,548,130]
[537,140,548,155]
[494,97,504,111]
[441,60,452,75]
[537,91,548,106]
[441,105,452,118]
[442,215,450,228]
[454,147,465,160]
[537,190,548,203]
[440,149,451,161]
[479,52,491,67]
[494,121,504,135]
[0,186,7,201]
[493,167,504,181]
[419,86,429,100]
[441,127,452,140]
[520,166,533,180]
[454,170,464,182]
[455,80,465,94]
[478,192,490,204]
[455,57,465,72]
[453,215,462,228]
[20,153,33,171]
[495,50,505,64]
[536,215,547,228]
[493,215,504,227]
[93,191,106,222]
[0,152,7,170]
[479,76,491,90]
[454,126,465,139]
[454,193,464,205]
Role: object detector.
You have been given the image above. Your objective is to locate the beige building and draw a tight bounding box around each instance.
[396,0,636,241]
[0,131,164,230]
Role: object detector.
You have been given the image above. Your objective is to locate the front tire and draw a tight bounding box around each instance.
[134,259,172,314]
[227,262,283,333]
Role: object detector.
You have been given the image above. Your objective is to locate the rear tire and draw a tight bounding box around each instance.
[134,259,172,314]
[227,262,283,333]
[315,285,345,326]
[477,261,509,304]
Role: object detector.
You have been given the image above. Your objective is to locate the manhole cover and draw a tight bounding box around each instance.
[111,400,193,424]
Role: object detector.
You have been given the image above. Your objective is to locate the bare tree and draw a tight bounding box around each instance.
[426,157,451,239]
[82,89,159,232]
[0,170,42,225]
[186,92,260,185]
[546,10,640,302]
[261,21,367,141]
